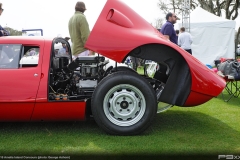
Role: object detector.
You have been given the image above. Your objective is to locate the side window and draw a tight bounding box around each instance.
[51,38,72,71]
[19,46,40,67]
[0,44,21,69]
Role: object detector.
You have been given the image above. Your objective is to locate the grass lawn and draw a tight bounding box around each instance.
[0,68,240,159]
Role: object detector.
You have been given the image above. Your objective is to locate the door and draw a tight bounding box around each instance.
[0,44,42,121]
[31,38,86,121]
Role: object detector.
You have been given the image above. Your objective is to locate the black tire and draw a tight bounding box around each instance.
[104,66,135,77]
[91,71,157,135]
[112,66,136,73]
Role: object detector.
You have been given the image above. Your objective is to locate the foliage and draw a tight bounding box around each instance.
[3,27,24,36]
[153,18,164,29]
[158,0,197,15]
[158,0,239,20]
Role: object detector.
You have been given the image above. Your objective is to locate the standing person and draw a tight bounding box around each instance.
[68,1,93,59]
[175,30,179,42]
[0,3,9,37]
[178,27,193,55]
[160,12,180,44]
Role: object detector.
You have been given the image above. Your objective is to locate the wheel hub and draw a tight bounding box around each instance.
[103,84,146,127]
[120,101,129,109]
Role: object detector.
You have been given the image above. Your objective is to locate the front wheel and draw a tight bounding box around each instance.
[91,71,157,135]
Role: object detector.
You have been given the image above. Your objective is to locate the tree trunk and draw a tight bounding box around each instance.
[236,26,240,51]
[234,26,240,58]
[198,0,215,14]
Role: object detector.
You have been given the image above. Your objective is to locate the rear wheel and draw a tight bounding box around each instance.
[112,66,136,73]
[91,71,157,135]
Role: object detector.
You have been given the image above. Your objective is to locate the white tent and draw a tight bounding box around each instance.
[181,7,236,66]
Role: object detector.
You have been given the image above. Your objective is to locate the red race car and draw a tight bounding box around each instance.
[0,0,225,135]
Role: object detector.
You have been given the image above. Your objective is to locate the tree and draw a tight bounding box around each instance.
[153,18,164,29]
[198,0,239,20]
[157,0,197,15]
[158,0,239,20]
[3,27,24,36]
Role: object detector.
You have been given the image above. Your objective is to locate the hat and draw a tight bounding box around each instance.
[75,2,86,11]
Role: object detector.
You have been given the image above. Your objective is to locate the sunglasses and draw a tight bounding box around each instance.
[1,8,3,12]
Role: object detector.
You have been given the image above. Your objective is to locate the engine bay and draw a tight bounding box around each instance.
[49,55,110,101]
[48,38,166,104]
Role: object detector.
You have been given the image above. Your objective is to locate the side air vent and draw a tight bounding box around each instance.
[107,9,134,28]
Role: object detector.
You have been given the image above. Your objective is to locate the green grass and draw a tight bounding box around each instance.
[1,68,240,158]
[0,96,239,157]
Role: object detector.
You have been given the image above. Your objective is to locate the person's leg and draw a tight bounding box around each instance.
[185,49,192,55]
[78,50,89,57]
[72,50,89,60]
[130,56,138,71]
[189,49,192,55]
[137,58,141,67]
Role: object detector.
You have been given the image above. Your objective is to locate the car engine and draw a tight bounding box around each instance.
[49,55,109,101]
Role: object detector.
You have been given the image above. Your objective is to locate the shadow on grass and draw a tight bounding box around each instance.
[0,110,239,157]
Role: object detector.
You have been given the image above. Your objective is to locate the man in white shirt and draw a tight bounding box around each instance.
[58,43,68,55]
[0,51,9,64]
[178,27,193,55]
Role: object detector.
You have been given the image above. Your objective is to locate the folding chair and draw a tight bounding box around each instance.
[221,77,240,102]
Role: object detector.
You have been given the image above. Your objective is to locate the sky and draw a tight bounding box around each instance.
[1,0,239,38]
[0,0,163,37]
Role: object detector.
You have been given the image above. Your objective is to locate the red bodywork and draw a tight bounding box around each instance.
[86,0,225,106]
[0,0,225,122]
[0,37,86,121]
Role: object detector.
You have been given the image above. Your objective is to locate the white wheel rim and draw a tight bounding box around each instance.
[103,84,146,127]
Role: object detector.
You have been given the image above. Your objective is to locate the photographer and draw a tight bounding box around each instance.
[0,3,9,37]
